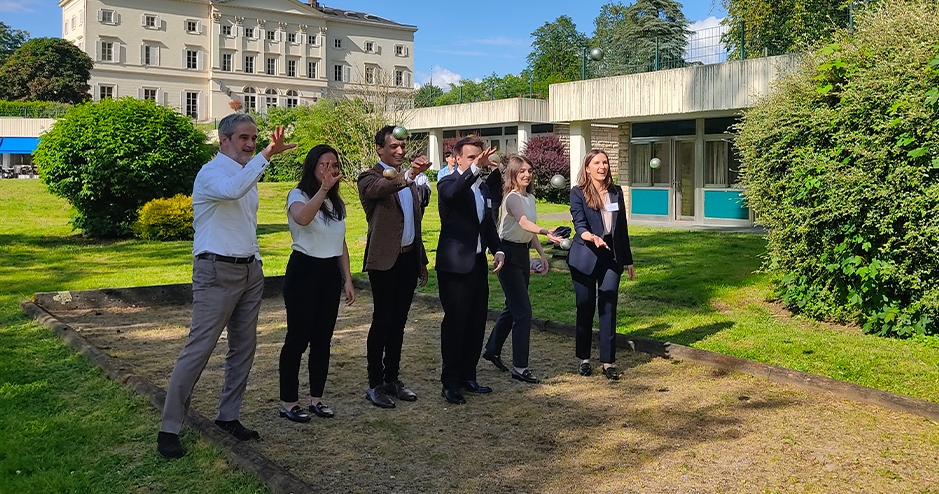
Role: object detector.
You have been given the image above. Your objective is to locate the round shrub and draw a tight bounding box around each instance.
[523,135,570,204]
[134,194,194,241]
[737,1,939,337]
[34,97,212,238]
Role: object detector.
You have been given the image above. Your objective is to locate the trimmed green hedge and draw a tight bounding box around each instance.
[0,100,71,117]
[737,1,939,337]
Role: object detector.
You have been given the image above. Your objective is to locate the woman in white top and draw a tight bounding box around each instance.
[278,144,355,423]
[482,155,561,384]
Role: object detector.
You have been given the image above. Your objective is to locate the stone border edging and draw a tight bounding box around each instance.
[19,299,315,494]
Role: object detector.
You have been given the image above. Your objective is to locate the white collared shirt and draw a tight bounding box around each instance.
[456,165,485,253]
[378,161,415,247]
[192,152,269,259]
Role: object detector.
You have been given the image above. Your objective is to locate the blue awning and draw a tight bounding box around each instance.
[0,137,40,154]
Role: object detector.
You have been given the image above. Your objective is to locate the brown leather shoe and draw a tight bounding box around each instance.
[366,386,396,408]
[384,380,417,401]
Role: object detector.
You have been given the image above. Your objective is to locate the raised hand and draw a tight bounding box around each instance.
[409,155,432,177]
[477,147,498,168]
[262,125,297,159]
[321,170,342,191]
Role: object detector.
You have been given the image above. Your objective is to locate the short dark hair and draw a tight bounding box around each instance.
[374,125,396,148]
[443,151,452,158]
[453,137,485,157]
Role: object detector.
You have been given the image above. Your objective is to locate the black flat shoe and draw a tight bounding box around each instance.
[157,431,186,459]
[461,380,492,393]
[280,405,311,423]
[310,402,334,418]
[215,419,261,440]
[511,368,539,384]
[602,366,621,381]
[579,362,592,376]
[483,352,509,372]
[441,387,466,405]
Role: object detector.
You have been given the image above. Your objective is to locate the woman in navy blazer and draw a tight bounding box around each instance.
[568,149,635,380]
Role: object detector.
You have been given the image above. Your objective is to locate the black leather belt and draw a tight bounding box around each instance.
[197,253,255,264]
[400,243,415,254]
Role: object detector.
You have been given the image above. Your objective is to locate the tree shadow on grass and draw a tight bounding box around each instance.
[625,321,735,347]
[255,223,289,236]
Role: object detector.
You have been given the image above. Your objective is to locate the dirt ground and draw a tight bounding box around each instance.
[54,291,939,494]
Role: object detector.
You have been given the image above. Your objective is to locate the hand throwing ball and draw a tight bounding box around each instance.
[550,174,567,189]
[392,125,409,140]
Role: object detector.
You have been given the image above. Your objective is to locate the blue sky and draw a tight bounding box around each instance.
[1,0,725,87]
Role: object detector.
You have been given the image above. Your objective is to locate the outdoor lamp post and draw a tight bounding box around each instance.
[581,47,604,80]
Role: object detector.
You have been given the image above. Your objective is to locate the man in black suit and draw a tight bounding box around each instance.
[435,137,504,405]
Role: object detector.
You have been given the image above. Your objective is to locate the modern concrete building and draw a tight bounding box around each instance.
[0,118,55,178]
[408,54,799,227]
[58,0,416,121]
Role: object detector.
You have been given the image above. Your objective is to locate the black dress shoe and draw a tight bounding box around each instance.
[511,368,539,383]
[482,352,509,372]
[309,401,334,418]
[461,380,492,393]
[214,420,260,440]
[157,431,186,459]
[280,405,311,423]
[384,380,418,401]
[441,387,466,405]
[579,362,592,376]
[366,386,396,408]
[602,366,621,381]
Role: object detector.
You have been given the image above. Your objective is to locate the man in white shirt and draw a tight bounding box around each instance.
[157,113,295,460]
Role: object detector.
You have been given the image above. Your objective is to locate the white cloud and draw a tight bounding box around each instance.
[686,16,728,65]
[415,65,463,91]
[0,0,39,13]
[472,36,528,47]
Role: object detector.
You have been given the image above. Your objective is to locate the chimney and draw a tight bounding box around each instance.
[307,1,320,8]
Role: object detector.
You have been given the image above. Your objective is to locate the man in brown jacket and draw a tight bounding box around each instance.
[357,125,431,408]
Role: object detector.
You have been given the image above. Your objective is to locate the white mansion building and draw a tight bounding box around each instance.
[59,0,417,121]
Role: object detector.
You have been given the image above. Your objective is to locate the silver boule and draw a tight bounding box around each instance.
[550,174,567,189]
[559,238,573,250]
[649,157,661,169]
[382,167,398,179]
[392,125,409,140]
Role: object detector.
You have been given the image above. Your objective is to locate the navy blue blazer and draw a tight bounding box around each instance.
[568,185,633,275]
[434,168,501,275]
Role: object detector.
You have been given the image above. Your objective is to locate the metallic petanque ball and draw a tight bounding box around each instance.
[382,167,398,179]
[550,174,567,189]
[559,238,573,250]
[649,157,661,169]
[392,125,409,140]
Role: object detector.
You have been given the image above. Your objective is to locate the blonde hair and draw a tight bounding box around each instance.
[576,149,612,211]
[502,155,535,196]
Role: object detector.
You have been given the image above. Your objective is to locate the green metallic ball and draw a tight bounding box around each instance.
[392,125,409,140]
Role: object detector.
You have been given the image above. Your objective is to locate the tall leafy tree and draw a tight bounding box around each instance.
[0,37,93,103]
[414,83,444,108]
[527,15,588,84]
[721,0,859,59]
[593,0,692,75]
[0,22,28,66]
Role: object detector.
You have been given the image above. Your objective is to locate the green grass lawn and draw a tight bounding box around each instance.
[2,179,938,492]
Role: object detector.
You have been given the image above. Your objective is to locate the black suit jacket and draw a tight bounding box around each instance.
[434,168,501,275]
[568,185,633,275]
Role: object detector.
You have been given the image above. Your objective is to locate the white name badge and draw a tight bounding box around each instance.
[486,198,492,208]
[605,202,619,212]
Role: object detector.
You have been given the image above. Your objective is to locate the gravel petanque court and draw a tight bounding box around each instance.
[49,287,938,494]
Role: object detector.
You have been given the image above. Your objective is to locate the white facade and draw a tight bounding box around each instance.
[58,0,416,121]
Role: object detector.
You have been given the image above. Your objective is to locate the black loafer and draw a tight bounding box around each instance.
[602,366,621,381]
[310,402,334,418]
[280,405,311,423]
[461,380,492,393]
[482,352,509,372]
[214,420,260,440]
[511,369,539,384]
[441,387,466,405]
[157,431,186,459]
[384,380,418,402]
[579,362,592,376]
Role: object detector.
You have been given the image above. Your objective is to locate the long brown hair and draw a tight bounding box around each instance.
[502,155,535,197]
[576,149,612,210]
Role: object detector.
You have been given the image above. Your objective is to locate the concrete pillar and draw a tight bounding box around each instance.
[569,121,591,187]
[517,123,531,154]
[428,128,443,170]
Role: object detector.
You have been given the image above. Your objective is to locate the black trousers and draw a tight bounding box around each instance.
[437,254,489,389]
[366,249,419,388]
[485,241,532,368]
[279,251,341,402]
[571,248,622,364]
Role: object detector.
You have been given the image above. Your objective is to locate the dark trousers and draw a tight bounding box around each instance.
[366,249,418,388]
[485,241,532,368]
[571,250,622,364]
[438,254,489,389]
[279,251,341,402]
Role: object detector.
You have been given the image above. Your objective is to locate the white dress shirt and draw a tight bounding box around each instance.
[192,152,269,259]
[378,161,416,247]
[456,165,486,253]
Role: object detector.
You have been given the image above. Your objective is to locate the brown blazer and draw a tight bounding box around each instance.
[357,163,428,273]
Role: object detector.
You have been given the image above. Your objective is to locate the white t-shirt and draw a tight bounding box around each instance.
[286,188,346,258]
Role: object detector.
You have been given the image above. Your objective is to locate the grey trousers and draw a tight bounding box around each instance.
[160,257,264,434]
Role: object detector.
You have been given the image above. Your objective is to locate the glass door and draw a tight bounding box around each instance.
[674,139,695,220]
